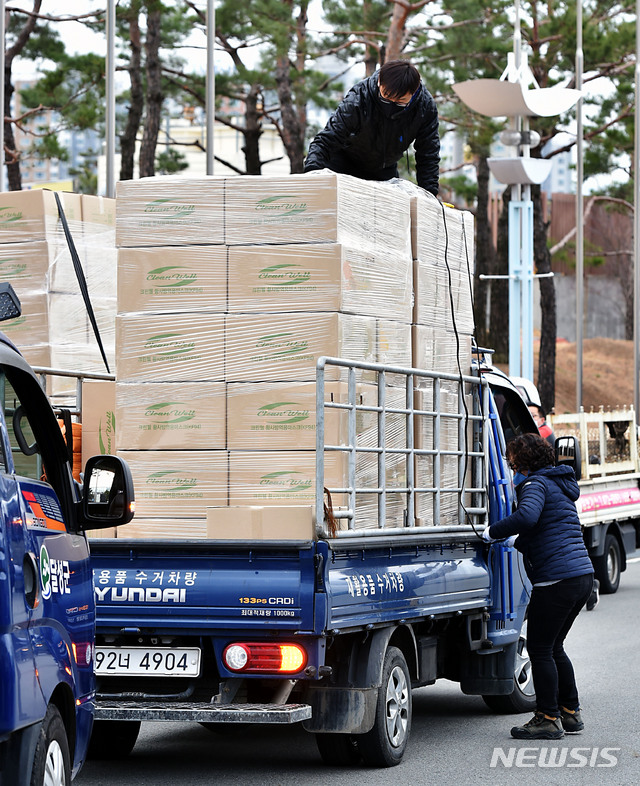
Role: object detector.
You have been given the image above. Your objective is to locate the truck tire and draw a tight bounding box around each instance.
[593,533,621,594]
[30,705,71,786]
[483,619,536,714]
[357,647,411,768]
[88,720,141,759]
[315,733,361,766]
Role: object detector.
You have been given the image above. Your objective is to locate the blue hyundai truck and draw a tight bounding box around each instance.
[0,284,134,786]
[88,352,558,767]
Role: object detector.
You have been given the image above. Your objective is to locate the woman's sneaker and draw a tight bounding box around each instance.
[560,707,584,733]
[511,712,564,740]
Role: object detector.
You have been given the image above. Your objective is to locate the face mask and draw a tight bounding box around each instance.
[512,471,527,486]
[377,97,399,118]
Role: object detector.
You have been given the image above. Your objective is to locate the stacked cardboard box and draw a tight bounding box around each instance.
[410,189,476,526]
[114,173,413,537]
[0,191,117,399]
[114,173,477,539]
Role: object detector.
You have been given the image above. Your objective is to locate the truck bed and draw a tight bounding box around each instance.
[91,531,492,638]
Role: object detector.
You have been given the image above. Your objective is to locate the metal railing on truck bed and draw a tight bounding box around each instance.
[31,366,115,420]
[315,357,492,540]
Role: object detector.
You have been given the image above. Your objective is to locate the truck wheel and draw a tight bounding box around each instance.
[357,646,411,768]
[593,533,621,594]
[88,720,141,759]
[483,619,536,714]
[315,733,361,766]
[30,705,71,786]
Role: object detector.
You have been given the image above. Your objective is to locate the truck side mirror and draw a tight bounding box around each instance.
[555,435,582,481]
[80,455,135,530]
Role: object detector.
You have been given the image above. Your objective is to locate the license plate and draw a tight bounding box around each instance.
[95,646,201,677]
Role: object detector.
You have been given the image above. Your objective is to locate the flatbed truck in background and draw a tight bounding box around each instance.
[550,407,640,593]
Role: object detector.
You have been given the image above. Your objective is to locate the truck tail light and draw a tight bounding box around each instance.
[223,642,307,674]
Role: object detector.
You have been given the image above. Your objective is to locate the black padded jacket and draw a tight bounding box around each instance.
[304,74,440,196]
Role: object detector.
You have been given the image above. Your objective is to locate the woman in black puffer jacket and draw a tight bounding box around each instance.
[304,60,440,196]
[484,433,594,742]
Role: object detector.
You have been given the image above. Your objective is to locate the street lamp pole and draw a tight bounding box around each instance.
[105,0,116,197]
[206,0,215,175]
[576,1,584,412]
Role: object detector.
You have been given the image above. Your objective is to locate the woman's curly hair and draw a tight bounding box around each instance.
[506,432,555,472]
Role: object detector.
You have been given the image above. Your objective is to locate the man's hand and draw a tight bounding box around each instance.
[481,526,494,543]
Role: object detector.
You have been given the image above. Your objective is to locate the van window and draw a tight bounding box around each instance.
[0,371,41,481]
[491,386,538,445]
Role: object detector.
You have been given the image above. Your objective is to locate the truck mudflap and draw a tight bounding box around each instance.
[94,700,311,724]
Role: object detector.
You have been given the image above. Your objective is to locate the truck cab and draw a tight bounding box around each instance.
[0,287,134,786]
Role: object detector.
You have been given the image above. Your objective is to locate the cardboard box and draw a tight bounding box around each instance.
[227,243,412,322]
[413,261,475,334]
[116,381,226,450]
[86,527,118,539]
[223,172,377,246]
[118,245,227,314]
[225,312,376,382]
[412,325,472,376]
[227,450,406,529]
[117,518,207,540]
[116,313,225,382]
[115,176,225,247]
[81,380,116,468]
[376,320,412,369]
[0,241,51,295]
[2,293,51,346]
[226,381,396,450]
[411,193,475,272]
[206,506,315,540]
[0,190,79,243]
[373,180,413,259]
[118,450,228,517]
[82,195,116,229]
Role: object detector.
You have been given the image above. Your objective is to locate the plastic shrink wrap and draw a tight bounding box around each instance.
[0,191,117,400]
[113,172,476,539]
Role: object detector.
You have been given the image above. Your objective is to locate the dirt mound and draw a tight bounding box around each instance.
[548,338,634,415]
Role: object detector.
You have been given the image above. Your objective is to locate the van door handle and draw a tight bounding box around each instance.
[23,552,40,609]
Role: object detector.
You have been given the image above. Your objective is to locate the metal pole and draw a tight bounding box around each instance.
[105,0,116,197]
[635,0,640,428]
[576,1,584,411]
[508,0,524,378]
[0,0,5,192]
[206,0,215,175]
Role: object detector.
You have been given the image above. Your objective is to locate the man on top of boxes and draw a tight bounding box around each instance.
[304,60,440,197]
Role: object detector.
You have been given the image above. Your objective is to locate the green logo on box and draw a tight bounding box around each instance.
[257,402,309,424]
[98,411,116,454]
[258,264,311,286]
[143,199,196,220]
[0,207,24,225]
[145,333,195,357]
[0,259,27,278]
[144,402,196,424]
[255,196,307,216]
[147,266,198,288]
[259,471,312,493]
[256,332,309,358]
[147,470,198,492]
